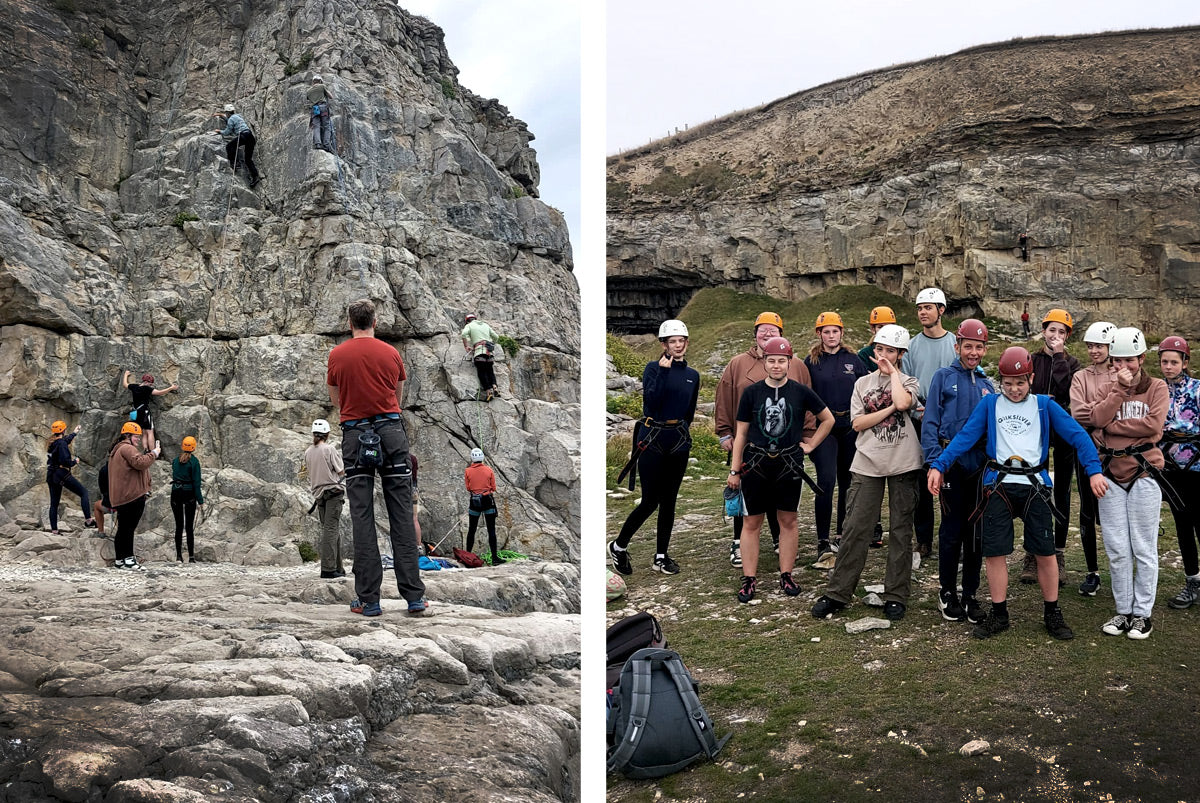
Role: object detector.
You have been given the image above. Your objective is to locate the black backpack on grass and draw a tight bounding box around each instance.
[606,612,666,689]
[606,647,731,779]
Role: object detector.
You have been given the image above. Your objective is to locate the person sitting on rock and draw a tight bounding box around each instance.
[216,103,261,188]
[122,370,178,454]
[170,436,205,563]
[461,313,501,400]
[106,422,160,571]
[307,74,335,153]
[465,448,505,565]
[45,420,96,535]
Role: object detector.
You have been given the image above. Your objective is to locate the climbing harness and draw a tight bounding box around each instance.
[1098,443,1184,509]
[616,418,692,490]
[970,457,1063,526]
[737,442,824,497]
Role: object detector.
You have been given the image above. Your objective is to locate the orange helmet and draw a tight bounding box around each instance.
[754,311,784,333]
[814,311,844,331]
[181,436,197,452]
[998,347,1034,377]
[1041,309,1074,331]
[121,421,143,435]
[868,306,897,325]
[51,420,67,434]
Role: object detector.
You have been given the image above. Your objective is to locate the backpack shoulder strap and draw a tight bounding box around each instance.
[663,655,731,760]
[605,651,655,774]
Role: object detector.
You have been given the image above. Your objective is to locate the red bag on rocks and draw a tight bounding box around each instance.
[454,547,484,568]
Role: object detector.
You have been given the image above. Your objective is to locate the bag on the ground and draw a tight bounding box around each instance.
[417,555,441,571]
[606,647,731,779]
[606,569,627,602]
[606,612,666,689]
[453,547,484,568]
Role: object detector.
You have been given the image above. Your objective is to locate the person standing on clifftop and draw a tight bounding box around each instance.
[715,312,816,568]
[307,75,335,153]
[461,313,501,401]
[216,103,261,188]
[327,299,426,617]
[122,371,177,455]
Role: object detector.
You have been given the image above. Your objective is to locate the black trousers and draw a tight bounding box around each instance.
[171,488,197,558]
[473,356,497,391]
[467,494,499,557]
[115,496,146,560]
[1165,469,1200,576]
[225,132,259,181]
[616,442,690,555]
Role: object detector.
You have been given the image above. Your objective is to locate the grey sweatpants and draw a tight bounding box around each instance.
[1097,476,1160,618]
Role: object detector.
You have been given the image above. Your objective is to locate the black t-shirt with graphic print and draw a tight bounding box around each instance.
[736,378,828,451]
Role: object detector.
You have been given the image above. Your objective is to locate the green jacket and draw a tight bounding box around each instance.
[171,455,204,504]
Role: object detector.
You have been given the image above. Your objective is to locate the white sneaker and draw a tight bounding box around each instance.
[1126,615,1153,640]
[729,541,742,567]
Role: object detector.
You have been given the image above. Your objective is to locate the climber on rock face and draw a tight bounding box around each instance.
[216,103,261,188]
[122,370,177,454]
[461,313,501,401]
[307,74,335,153]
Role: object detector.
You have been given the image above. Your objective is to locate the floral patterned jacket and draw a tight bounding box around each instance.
[1161,373,1200,472]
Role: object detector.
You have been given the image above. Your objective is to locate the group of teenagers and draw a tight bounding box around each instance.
[610,288,1200,642]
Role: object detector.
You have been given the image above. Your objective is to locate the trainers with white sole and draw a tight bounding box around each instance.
[652,555,680,575]
[1126,615,1153,640]
[1101,613,1130,636]
[729,540,742,567]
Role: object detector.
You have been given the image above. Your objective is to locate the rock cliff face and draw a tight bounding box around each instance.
[0,0,579,560]
[607,28,1200,335]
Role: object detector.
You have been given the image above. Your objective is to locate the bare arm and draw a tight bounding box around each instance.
[122,370,132,388]
[726,420,751,489]
[328,384,340,411]
[853,404,897,432]
[802,408,835,454]
[395,379,404,411]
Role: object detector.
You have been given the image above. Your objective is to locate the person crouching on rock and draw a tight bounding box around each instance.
[305,419,346,578]
[107,422,160,570]
[46,420,96,535]
[465,448,504,565]
[728,336,834,603]
[171,436,204,563]
[608,319,699,578]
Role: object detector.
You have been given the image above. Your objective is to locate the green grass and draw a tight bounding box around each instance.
[605,286,1200,801]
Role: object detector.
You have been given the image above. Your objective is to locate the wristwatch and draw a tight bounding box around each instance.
[729,469,740,476]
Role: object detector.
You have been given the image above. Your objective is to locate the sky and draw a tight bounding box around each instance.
[398,1,581,248]
[607,0,1200,154]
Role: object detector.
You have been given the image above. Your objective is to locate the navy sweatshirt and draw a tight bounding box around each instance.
[804,348,868,429]
[641,358,700,425]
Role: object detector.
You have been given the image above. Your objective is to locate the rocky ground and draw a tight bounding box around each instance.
[0,524,580,802]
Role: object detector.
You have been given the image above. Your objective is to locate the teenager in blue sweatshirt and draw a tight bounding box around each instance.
[929,346,1107,641]
[804,312,868,559]
[609,320,700,576]
[921,319,994,625]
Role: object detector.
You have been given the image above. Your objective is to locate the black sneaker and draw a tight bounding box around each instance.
[811,595,846,619]
[1044,608,1074,640]
[884,601,906,621]
[729,540,743,567]
[972,610,1010,639]
[1078,572,1101,597]
[1101,613,1130,636]
[1127,615,1153,640]
[817,540,832,559]
[652,555,680,575]
[737,575,757,603]
[963,596,984,624]
[870,523,884,548]
[938,589,966,622]
[608,541,633,576]
[491,554,507,566]
[779,571,801,596]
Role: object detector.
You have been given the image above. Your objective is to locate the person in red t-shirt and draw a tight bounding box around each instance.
[464,447,504,565]
[326,299,426,617]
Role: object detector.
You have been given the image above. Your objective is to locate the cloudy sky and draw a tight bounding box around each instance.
[398,1,580,248]
[608,0,1200,154]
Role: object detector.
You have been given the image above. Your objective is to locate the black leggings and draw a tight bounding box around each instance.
[1074,457,1100,572]
[810,425,856,543]
[47,474,90,531]
[616,443,690,555]
[1050,438,1075,551]
[114,496,146,560]
[225,132,259,181]
[171,488,197,558]
[467,494,498,557]
[1165,469,1200,577]
[473,357,497,391]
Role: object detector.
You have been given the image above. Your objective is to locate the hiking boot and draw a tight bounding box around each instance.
[938,589,966,622]
[491,554,507,566]
[1019,551,1038,584]
[652,555,680,575]
[361,602,382,617]
[1044,608,1074,640]
[1101,613,1130,636]
[1168,577,1200,609]
[1078,572,1102,597]
[608,541,633,576]
[737,575,757,604]
[320,570,340,579]
[779,571,801,597]
[1055,550,1066,588]
[963,596,983,624]
[811,595,846,619]
[407,598,428,615]
[884,601,906,621]
[972,609,1010,639]
[1126,615,1153,640]
[870,523,884,548]
[729,540,742,567]
[350,598,365,614]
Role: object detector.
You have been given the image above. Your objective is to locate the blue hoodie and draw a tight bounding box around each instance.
[931,393,1101,487]
[921,359,995,473]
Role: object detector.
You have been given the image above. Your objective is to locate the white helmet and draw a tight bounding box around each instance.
[915,287,947,307]
[872,324,911,351]
[658,319,688,339]
[312,74,322,82]
[223,103,236,113]
[1082,321,1117,345]
[312,419,331,434]
[470,447,485,463]
[1109,327,1146,358]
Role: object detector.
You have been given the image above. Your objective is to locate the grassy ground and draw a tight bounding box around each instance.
[605,288,1199,803]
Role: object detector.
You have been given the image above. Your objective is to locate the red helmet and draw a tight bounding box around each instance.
[998,346,1033,377]
[956,318,988,342]
[1159,336,1190,358]
[762,337,793,357]
[141,374,154,384]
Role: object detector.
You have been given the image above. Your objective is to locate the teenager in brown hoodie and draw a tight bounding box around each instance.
[107,422,159,570]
